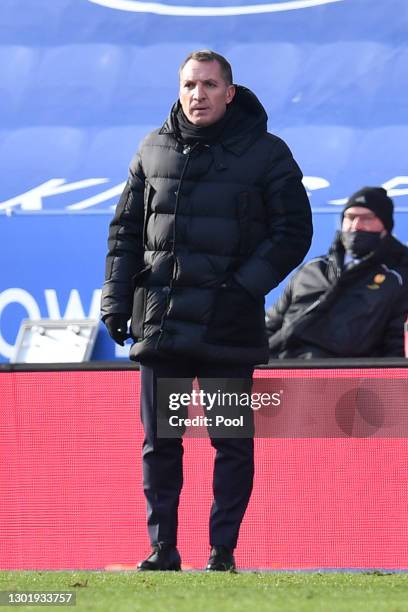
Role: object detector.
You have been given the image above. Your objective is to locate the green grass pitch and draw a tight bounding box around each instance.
[2,571,408,611]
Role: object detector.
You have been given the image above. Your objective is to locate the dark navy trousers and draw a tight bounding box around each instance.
[139,360,254,551]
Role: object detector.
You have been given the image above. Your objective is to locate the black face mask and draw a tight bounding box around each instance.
[341,230,383,259]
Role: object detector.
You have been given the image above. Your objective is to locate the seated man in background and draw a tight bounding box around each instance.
[266,187,408,358]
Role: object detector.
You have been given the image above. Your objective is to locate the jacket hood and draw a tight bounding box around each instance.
[160,85,268,155]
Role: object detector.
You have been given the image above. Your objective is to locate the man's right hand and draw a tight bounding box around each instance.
[103,314,130,346]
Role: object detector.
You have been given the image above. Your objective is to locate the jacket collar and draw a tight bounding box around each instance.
[159,85,268,157]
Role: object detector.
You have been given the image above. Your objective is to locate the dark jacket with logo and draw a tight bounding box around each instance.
[266,232,408,358]
[101,86,312,365]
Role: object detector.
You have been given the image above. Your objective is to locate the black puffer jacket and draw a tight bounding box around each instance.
[266,232,408,358]
[101,87,312,364]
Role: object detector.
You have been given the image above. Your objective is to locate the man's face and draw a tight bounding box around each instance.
[179,59,235,127]
[342,206,386,234]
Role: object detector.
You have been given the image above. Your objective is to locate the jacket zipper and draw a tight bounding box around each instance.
[157,143,198,345]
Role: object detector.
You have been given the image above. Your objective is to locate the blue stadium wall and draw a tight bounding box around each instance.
[0,0,407,361]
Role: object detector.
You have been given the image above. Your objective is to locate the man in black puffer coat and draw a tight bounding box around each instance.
[101,50,312,571]
[267,187,408,359]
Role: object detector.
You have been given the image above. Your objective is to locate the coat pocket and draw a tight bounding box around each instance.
[204,285,266,347]
[130,266,151,340]
[237,191,265,256]
[142,181,155,248]
[237,192,250,255]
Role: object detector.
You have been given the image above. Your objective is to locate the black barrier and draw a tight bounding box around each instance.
[1,358,407,372]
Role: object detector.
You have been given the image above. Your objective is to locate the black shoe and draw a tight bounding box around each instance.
[137,543,181,571]
[206,546,236,572]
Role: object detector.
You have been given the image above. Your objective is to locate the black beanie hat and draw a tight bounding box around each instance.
[343,186,394,231]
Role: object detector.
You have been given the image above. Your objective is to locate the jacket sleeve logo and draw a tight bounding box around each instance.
[367,273,386,290]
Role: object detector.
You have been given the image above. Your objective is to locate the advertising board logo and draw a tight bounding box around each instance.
[88,0,343,17]
[1,176,407,214]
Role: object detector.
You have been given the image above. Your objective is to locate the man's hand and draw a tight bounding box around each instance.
[222,276,254,298]
[104,314,130,346]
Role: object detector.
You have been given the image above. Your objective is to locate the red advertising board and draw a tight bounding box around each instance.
[1,368,408,570]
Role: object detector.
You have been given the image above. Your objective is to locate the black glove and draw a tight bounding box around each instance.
[104,314,130,346]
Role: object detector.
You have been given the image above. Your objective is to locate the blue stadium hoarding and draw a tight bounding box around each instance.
[2,203,407,364]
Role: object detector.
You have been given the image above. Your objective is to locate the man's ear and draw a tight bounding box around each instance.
[226,84,236,104]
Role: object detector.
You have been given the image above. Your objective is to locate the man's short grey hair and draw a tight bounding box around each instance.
[179,50,233,85]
